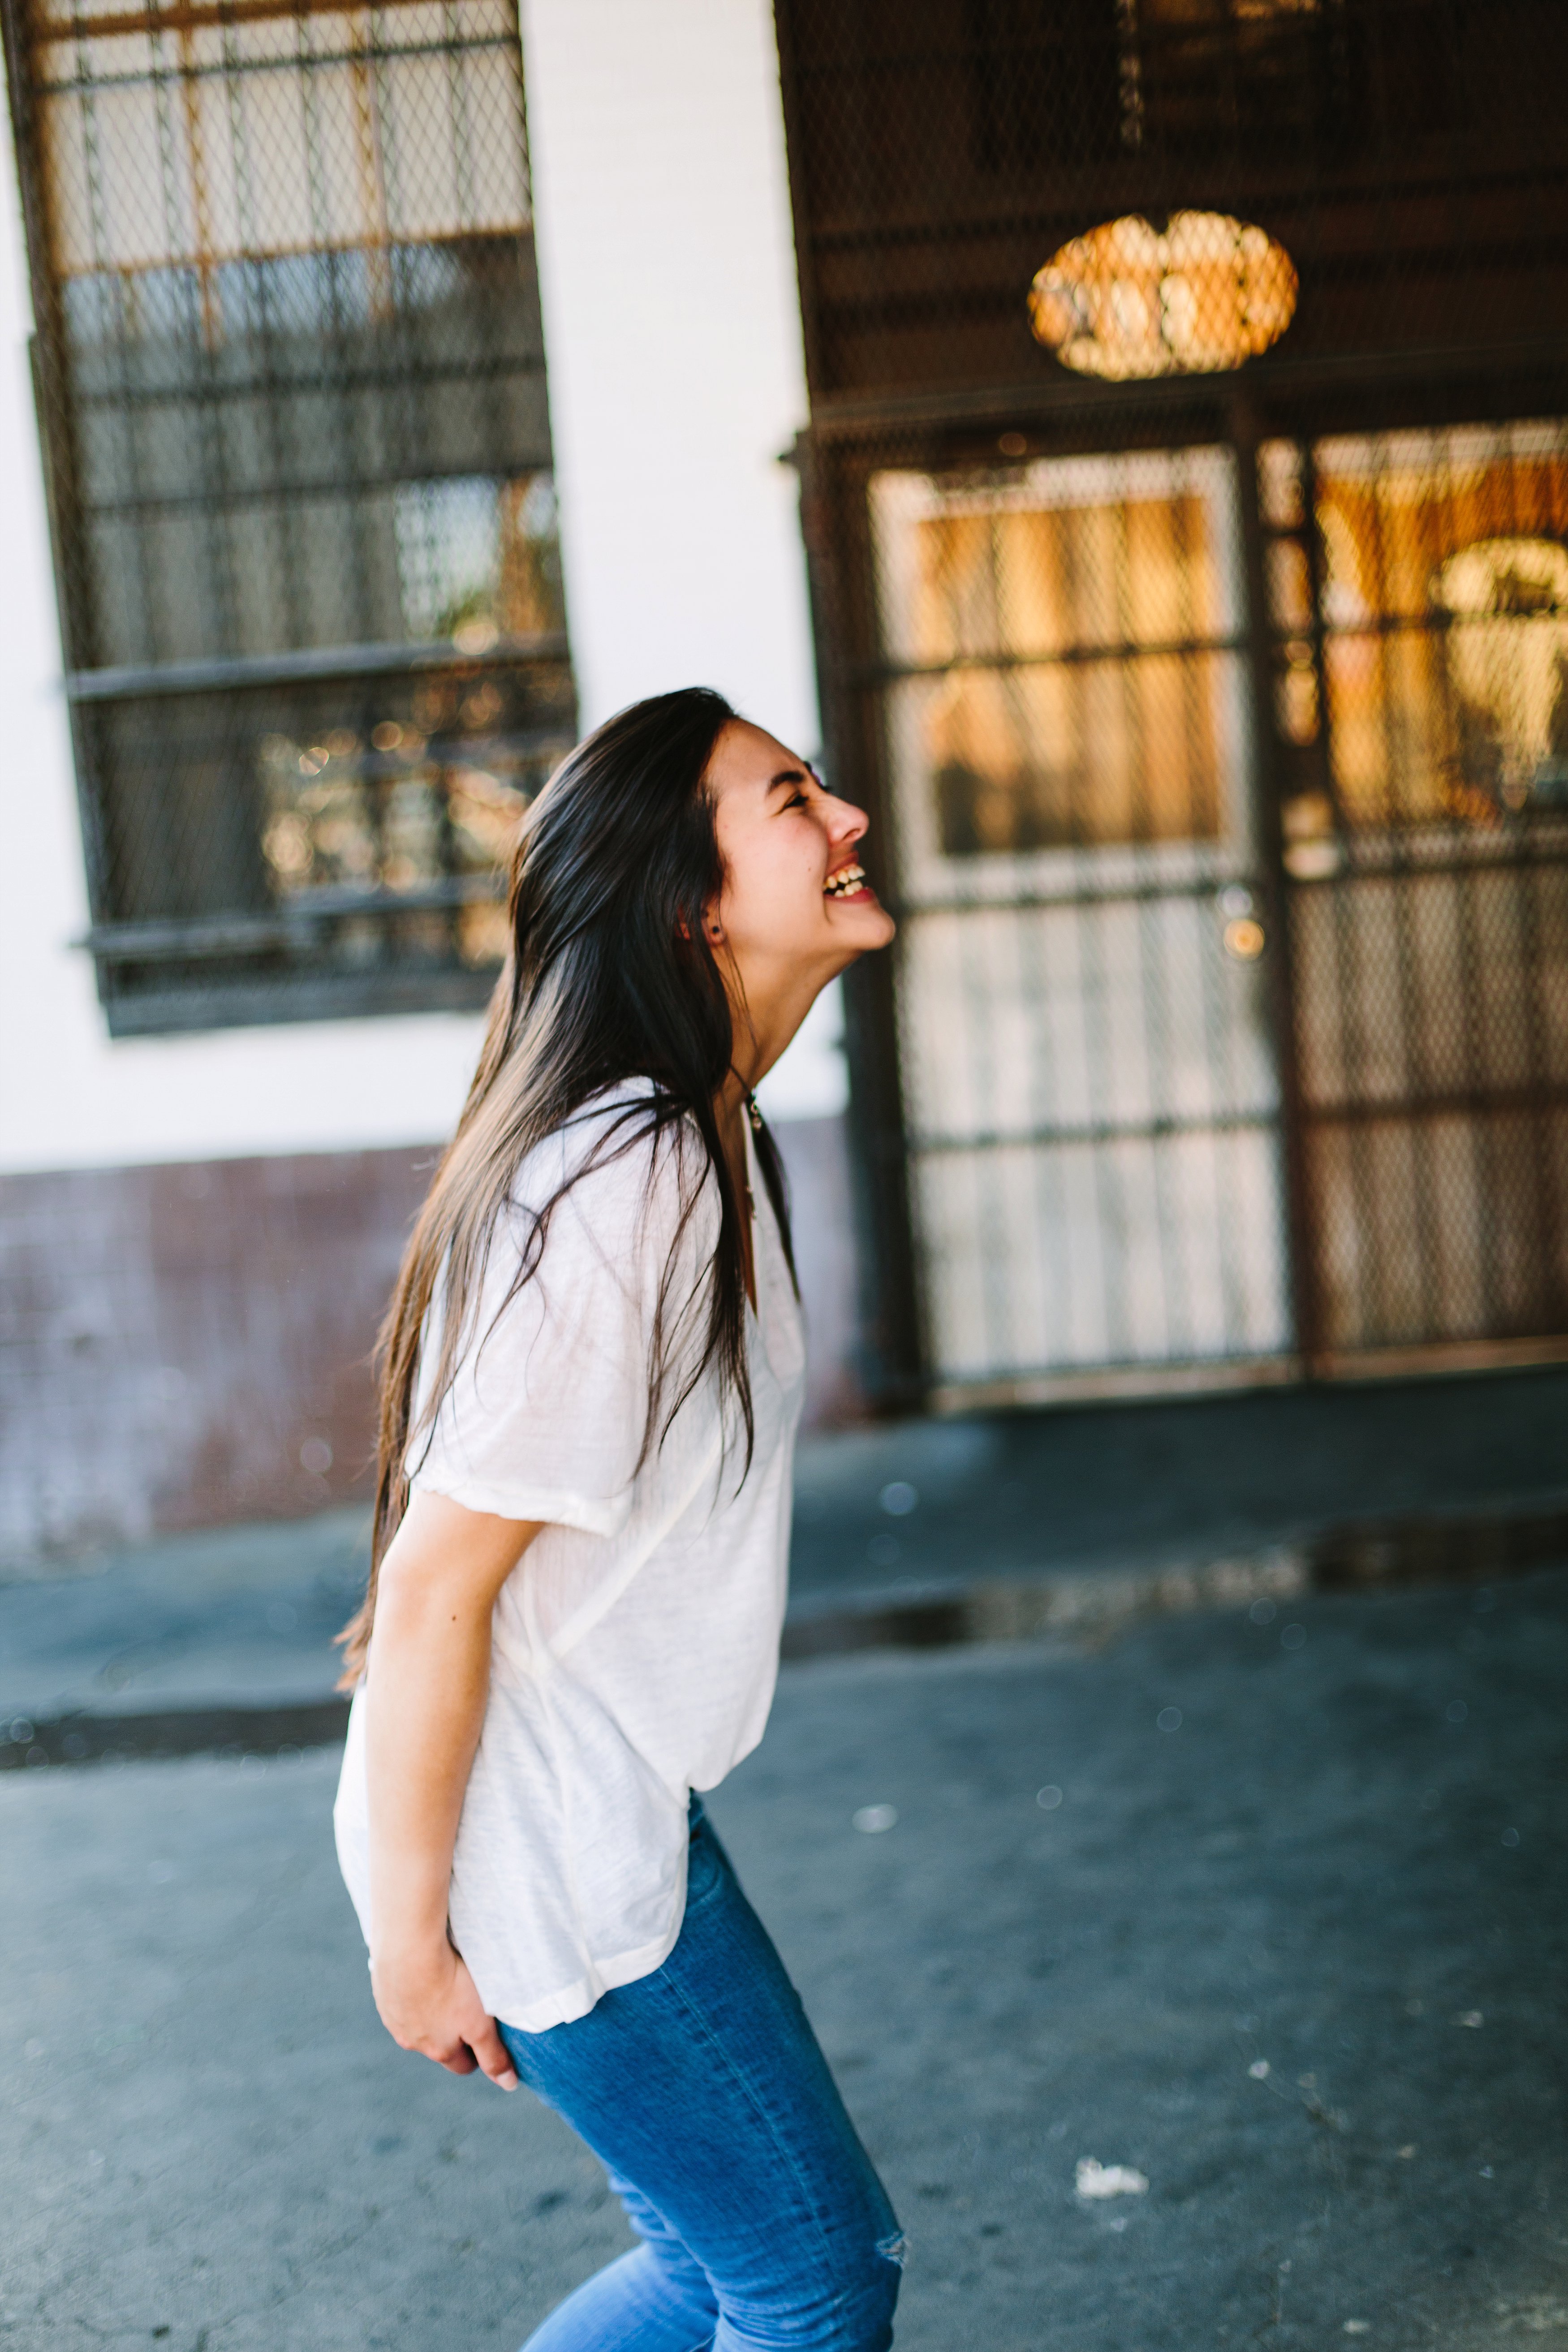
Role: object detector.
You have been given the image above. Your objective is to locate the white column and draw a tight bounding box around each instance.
[519,0,818,752]
[519,0,842,1115]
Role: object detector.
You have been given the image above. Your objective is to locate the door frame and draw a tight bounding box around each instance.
[796,358,1568,1409]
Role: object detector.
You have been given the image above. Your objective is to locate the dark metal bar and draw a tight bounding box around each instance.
[65,632,570,701]
[2,0,118,932]
[102,965,496,1037]
[1302,1083,1568,1127]
[70,357,538,414]
[78,872,505,961]
[30,0,448,44]
[828,454,930,1406]
[1241,397,1316,1355]
[850,632,1248,683]
[36,33,515,94]
[892,871,1262,917]
[799,340,1568,444]
[73,456,553,521]
[912,1109,1279,1155]
[858,614,1555,681]
[1295,842,1568,886]
[791,151,1568,255]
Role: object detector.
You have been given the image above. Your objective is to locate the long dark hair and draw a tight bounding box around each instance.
[336,686,796,1684]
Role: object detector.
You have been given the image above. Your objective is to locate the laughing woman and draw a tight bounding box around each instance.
[332,689,902,2350]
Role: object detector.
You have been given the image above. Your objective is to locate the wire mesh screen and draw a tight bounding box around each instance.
[1266,422,1568,1358]
[870,444,1289,1385]
[776,0,1567,404]
[4,0,571,1031]
[774,0,1568,1397]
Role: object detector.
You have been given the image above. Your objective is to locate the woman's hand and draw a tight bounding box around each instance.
[372,1934,519,2089]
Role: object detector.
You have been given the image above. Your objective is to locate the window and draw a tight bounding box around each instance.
[1250,422,1568,1356]
[4,0,573,1032]
[865,447,1288,1383]
[871,448,1246,863]
[1262,422,1568,853]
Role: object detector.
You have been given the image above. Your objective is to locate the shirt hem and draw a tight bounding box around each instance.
[484,1904,687,2038]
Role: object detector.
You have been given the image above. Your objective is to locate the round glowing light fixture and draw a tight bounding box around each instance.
[1028,211,1298,381]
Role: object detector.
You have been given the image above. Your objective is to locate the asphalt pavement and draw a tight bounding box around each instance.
[4,1563,1565,2349]
[3,1368,1567,2348]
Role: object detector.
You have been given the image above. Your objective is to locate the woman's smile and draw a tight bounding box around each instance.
[823,857,875,904]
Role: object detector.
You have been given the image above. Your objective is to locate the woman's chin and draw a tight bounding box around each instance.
[825,894,896,948]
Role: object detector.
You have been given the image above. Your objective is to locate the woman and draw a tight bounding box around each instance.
[333,688,903,2350]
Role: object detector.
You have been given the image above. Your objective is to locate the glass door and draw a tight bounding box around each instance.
[868,444,1292,1394]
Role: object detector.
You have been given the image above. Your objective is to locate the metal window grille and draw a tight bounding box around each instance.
[773,0,1568,1402]
[1266,421,1568,1364]
[3,0,573,1033]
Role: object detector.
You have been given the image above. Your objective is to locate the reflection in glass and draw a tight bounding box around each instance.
[867,446,1288,1383]
[873,450,1242,865]
[1436,538,1568,811]
[1309,424,1568,828]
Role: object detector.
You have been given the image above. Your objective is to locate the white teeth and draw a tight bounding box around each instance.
[824,863,866,898]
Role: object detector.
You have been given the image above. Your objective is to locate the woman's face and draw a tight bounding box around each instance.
[704,720,896,1023]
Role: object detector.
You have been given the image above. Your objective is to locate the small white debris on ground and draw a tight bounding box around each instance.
[1249,2059,1271,2078]
[852,1804,898,1834]
[1456,2011,1484,2028]
[1075,2158,1149,2199]
[1344,2321,1371,2335]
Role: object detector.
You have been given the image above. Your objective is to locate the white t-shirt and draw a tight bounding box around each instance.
[333,1081,806,2032]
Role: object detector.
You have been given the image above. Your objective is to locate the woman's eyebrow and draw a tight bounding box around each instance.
[768,766,818,793]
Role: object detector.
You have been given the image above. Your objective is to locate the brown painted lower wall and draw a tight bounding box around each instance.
[0,1115,864,1566]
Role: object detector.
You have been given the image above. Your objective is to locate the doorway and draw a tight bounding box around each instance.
[866,442,1292,1394]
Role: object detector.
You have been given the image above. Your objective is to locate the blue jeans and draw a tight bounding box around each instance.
[498,1799,904,2351]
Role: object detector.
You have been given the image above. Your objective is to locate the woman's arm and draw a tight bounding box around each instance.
[363,1488,542,2089]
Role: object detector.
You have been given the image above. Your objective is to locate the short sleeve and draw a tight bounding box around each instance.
[408,1107,718,1537]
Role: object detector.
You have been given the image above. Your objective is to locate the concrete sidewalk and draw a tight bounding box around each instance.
[5,1366,1568,1735]
[4,1560,1565,2349]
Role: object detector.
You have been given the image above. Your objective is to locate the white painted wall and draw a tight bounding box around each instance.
[519,0,816,746]
[0,0,842,1177]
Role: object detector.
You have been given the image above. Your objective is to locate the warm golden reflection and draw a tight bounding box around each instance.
[1437,539,1568,809]
[1028,212,1297,381]
[1298,426,1568,827]
[872,450,1240,856]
